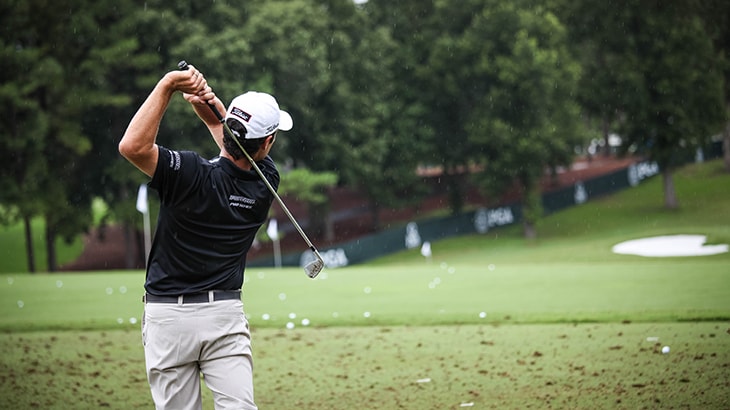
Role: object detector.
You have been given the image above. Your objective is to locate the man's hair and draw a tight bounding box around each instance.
[224,118,270,160]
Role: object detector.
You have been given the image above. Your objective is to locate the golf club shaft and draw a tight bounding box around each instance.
[177,61,318,253]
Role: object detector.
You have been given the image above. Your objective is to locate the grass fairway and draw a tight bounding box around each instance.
[1,160,729,409]
[1,323,728,409]
[1,259,728,332]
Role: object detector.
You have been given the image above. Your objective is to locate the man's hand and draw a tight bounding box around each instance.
[170,64,209,97]
[182,82,216,107]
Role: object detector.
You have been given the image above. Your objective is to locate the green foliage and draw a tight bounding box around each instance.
[429,1,583,226]
[277,168,338,237]
[2,0,728,265]
[556,0,728,205]
[278,168,338,205]
[619,5,725,169]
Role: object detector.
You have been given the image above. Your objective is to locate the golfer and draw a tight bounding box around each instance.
[118,65,292,410]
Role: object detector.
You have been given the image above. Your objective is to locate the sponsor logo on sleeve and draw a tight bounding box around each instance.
[169,150,181,171]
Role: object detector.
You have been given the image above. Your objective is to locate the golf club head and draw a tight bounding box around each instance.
[304,249,325,279]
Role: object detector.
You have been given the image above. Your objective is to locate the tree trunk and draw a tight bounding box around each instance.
[446,171,464,215]
[520,180,542,240]
[662,168,678,209]
[722,122,730,172]
[23,215,36,273]
[523,220,537,240]
[45,219,57,272]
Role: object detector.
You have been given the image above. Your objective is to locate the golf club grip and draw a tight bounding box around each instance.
[177,60,225,122]
[177,60,318,251]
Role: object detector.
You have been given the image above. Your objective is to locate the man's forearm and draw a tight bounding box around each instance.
[191,96,226,150]
[118,76,176,176]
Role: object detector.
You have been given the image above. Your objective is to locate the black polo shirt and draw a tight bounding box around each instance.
[144,145,278,295]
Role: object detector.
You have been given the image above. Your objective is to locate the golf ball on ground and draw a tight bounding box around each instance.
[661,346,670,354]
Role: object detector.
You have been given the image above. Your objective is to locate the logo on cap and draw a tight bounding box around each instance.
[230,107,252,123]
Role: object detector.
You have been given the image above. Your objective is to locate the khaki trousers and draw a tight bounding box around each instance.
[142,299,257,410]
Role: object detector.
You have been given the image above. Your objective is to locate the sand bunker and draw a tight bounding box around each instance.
[612,235,729,257]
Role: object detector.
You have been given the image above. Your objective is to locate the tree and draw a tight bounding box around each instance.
[368,0,469,214]
[419,1,582,238]
[696,0,730,172]
[0,43,48,272]
[617,3,725,208]
[1,0,98,271]
[0,0,172,271]
[554,0,645,158]
[560,1,726,208]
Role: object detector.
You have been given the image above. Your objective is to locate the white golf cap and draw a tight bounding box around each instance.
[225,91,293,139]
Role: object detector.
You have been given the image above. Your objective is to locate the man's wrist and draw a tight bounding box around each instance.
[156,74,178,97]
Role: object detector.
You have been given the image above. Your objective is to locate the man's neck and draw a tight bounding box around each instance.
[220,150,253,171]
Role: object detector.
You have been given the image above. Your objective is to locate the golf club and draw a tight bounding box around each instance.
[178,60,324,278]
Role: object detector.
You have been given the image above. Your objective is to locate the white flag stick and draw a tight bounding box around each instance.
[267,219,281,268]
[136,184,151,266]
